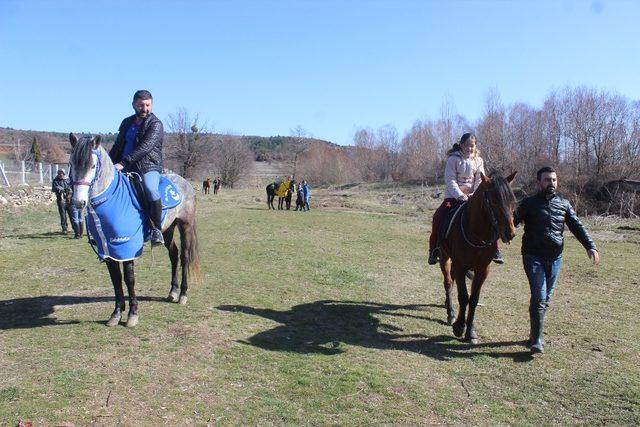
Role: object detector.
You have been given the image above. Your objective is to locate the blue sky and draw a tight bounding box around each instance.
[0,0,638,145]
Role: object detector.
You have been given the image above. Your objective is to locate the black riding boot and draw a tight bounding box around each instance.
[530,300,546,354]
[149,199,165,247]
[493,249,505,264]
[428,247,440,265]
[77,222,84,239]
[71,222,79,239]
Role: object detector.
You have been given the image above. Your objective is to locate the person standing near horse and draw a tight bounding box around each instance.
[52,168,72,234]
[109,90,165,246]
[65,164,84,239]
[515,166,599,354]
[428,133,503,265]
[213,176,221,194]
[302,180,310,211]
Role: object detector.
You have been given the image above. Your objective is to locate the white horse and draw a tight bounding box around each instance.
[69,133,200,327]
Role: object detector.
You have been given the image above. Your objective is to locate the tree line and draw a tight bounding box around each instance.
[297,85,640,215]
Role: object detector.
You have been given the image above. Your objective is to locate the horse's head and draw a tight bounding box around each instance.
[69,133,103,209]
[478,171,518,243]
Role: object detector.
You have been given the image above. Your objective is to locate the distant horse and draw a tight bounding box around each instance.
[213,178,221,195]
[202,178,212,194]
[276,180,292,210]
[266,182,278,209]
[69,133,201,327]
[438,172,517,343]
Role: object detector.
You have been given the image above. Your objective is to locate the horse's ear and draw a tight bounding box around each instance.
[506,171,517,184]
[69,133,78,148]
[93,135,102,149]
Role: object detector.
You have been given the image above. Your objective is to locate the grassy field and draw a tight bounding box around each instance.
[0,183,639,425]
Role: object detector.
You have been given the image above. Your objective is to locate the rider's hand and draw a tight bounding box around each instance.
[588,249,600,265]
[458,194,468,201]
[114,163,124,171]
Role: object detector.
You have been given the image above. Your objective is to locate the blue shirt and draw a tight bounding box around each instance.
[122,123,139,159]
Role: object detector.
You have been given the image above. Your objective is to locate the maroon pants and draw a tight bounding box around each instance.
[429,198,458,251]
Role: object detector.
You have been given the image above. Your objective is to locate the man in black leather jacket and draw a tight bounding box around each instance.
[52,168,72,233]
[109,90,165,246]
[514,166,600,354]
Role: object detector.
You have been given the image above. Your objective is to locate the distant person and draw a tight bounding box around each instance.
[295,182,305,211]
[515,166,599,354]
[109,89,165,246]
[51,168,72,234]
[427,133,503,265]
[213,176,221,194]
[302,180,310,211]
[66,165,84,239]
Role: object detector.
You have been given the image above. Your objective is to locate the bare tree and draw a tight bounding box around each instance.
[213,138,255,188]
[165,108,215,178]
[289,125,311,178]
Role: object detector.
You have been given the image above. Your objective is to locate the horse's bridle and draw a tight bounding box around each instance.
[73,149,102,189]
[459,189,501,249]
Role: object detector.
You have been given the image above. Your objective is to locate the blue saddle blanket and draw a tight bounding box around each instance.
[86,172,182,261]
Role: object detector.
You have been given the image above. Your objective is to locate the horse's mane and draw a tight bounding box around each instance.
[488,173,516,212]
[71,136,97,179]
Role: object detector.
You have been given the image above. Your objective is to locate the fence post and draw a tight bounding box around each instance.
[21,161,27,185]
[38,162,44,184]
[0,163,9,187]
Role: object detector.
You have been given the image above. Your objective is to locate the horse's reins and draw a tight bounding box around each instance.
[459,190,500,249]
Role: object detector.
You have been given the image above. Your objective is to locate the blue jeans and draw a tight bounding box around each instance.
[142,171,161,202]
[70,203,82,225]
[523,254,563,305]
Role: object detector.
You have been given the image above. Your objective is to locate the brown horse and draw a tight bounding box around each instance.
[202,178,212,194]
[439,172,517,343]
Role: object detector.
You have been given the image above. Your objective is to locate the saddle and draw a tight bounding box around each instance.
[127,173,183,212]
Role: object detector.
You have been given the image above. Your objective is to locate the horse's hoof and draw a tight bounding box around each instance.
[167,290,179,303]
[452,322,465,338]
[465,329,479,344]
[106,313,122,327]
[178,295,188,305]
[126,314,139,328]
[447,315,456,326]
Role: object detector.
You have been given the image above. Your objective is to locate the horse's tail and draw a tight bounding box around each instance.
[187,217,202,284]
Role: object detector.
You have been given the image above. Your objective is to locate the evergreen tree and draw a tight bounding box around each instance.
[30,136,42,163]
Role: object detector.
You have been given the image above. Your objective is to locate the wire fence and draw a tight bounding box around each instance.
[0,160,69,187]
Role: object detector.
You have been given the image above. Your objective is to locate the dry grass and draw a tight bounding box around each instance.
[0,183,638,425]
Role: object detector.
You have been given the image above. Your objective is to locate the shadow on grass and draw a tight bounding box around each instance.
[0,294,175,330]
[218,300,533,362]
[4,231,68,239]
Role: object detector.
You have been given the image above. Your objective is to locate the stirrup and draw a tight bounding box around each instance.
[150,228,164,246]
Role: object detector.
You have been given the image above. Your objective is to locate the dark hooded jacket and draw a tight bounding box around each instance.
[515,192,597,259]
[109,113,163,174]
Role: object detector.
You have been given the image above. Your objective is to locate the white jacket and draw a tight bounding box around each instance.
[444,151,485,200]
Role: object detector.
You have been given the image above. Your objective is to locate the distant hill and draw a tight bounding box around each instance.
[0,126,342,163]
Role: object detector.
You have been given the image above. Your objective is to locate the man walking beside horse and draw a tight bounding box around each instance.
[515,166,599,354]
